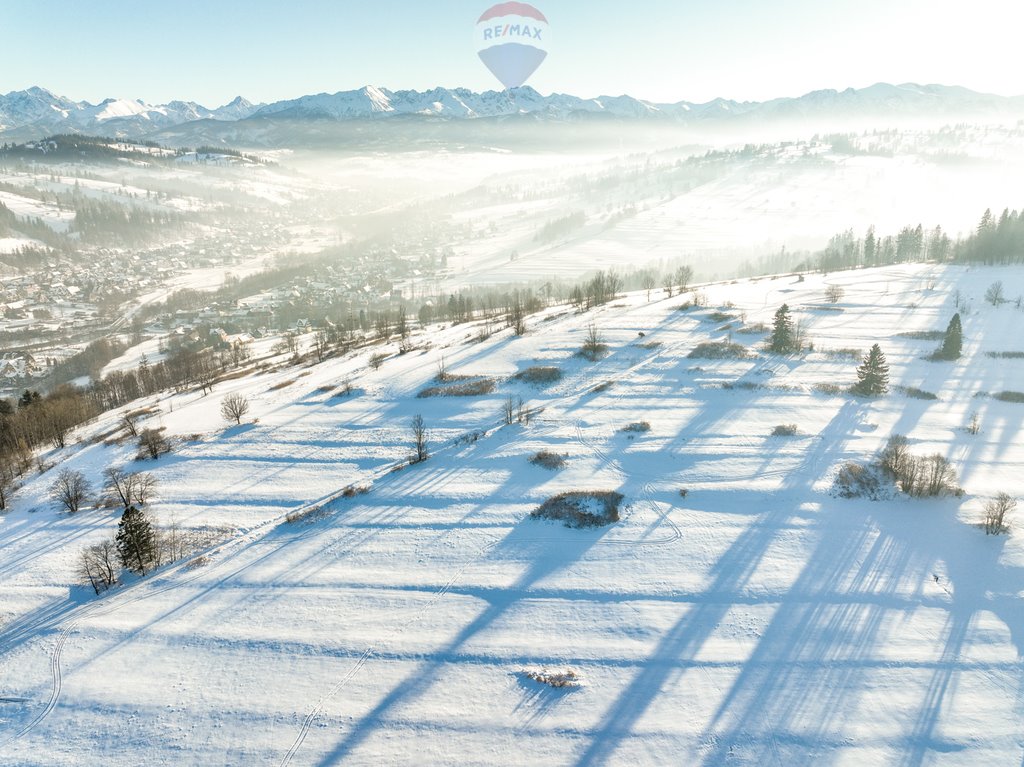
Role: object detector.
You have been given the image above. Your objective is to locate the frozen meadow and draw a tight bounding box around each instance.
[1,264,1024,765]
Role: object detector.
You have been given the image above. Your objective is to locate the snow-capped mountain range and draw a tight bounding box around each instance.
[2,83,1022,140]
[0,87,258,137]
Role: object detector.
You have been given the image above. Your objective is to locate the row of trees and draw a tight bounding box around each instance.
[806,207,1024,273]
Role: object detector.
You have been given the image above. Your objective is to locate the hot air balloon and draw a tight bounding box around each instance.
[475,2,549,90]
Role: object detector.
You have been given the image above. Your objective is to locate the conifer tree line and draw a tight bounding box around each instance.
[807,207,1024,272]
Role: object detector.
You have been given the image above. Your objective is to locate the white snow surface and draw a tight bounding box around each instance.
[2,264,1024,765]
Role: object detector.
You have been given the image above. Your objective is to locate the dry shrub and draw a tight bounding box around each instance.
[900,386,938,401]
[514,367,562,385]
[772,424,799,437]
[529,450,568,470]
[994,391,1024,403]
[835,461,883,499]
[523,669,581,688]
[688,341,748,359]
[286,505,329,524]
[531,491,624,528]
[620,421,651,434]
[814,383,845,396]
[418,378,496,398]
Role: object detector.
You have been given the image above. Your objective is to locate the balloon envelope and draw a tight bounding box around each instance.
[475,2,549,90]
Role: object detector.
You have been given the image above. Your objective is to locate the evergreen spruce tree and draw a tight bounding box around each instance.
[769,304,795,353]
[852,344,890,396]
[116,505,157,576]
[938,313,963,360]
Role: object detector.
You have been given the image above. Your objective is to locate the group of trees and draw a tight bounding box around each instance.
[49,466,157,514]
[79,504,159,594]
[805,207,1024,274]
[878,435,960,498]
[568,270,624,311]
[67,465,162,594]
[0,341,249,497]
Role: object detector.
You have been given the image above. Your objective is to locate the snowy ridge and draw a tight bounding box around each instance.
[2,83,1023,139]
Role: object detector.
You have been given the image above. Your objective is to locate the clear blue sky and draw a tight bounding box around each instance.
[2,0,1021,106]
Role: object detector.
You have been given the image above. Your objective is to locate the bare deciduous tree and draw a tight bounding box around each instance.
[984,492,1016,535]
[51,469,91,513]
[139,428,171,460]
[122,412,139,437]
[580,324,607,361]
[503,394,516,426]
[0,466,14,511]
[640,270,657,302]
[104,467,157,508]
[675,265,694,293]
[986,281,1006,306]
[825,284,845,303]
[411,414,428,463]
[220,393,250,425]
[313,330,331,363]
[78,540,119,594]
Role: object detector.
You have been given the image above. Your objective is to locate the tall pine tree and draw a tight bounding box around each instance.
[852,344,890,396]
[937,313,963,360]
[769,304,796,353]
[116,505,157,576]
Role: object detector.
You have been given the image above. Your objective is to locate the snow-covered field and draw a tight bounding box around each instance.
[2,264,1024,765]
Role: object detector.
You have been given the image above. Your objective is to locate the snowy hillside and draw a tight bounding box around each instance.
[2,264,1024,765]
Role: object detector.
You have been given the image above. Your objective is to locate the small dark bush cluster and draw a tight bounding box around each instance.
[987,351,1024,359]
[993,391,1024,403]
[897,330,945,341]
[706,311,736,323]
[341,484,371,498]
[722,381,761,391]
[523,669,581,688]
[620,421,652,434]
[834,461,885,499]
[771,424,799,437]
[530,491,624,528]
[687,341,749,359]
[285,505,329,524]
[453,430,485,446]
[514,367,562,385]
[814,383,845,396]
[736,322,769,335]
[529,450,568,470]
[821,347,863,360]
[418,378,497,398]
[591,381,615,394]
[898,386,939,401]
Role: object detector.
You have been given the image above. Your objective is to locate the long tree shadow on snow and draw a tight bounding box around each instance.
[572,399,869,767]
[308,516,609,767]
